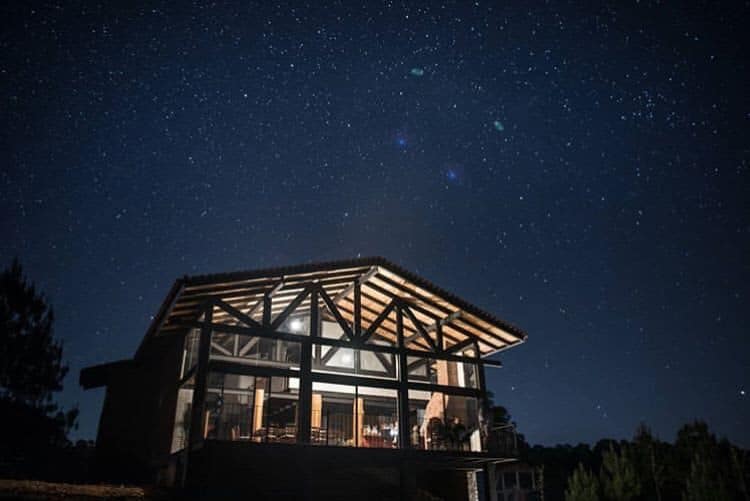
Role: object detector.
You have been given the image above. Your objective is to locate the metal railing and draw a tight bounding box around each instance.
[409,419,483,452]
[311,411,399,448]
[487,423,519,457]
[206,403,298,443]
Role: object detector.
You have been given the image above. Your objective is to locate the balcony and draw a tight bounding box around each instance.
[486,423,520,458]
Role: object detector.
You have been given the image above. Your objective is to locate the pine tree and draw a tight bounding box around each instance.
[0,259,77,458]
[565,463,599,501]
[683,452,728,501]
[600,443,641,501]
[632,423,664,500]
[730,447,749,501]
[1,259,67,405]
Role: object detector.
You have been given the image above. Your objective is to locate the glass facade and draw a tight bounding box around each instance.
[203,372,299,443]
[170,374,194,453]
[314,346,397,379]
[209,332,301,369]
[408,390,482,452]
[172,305,487,454]
[180,329,200,379]
[406,355,478,389]
[310,383,399,448]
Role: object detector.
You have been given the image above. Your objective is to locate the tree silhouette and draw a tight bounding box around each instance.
[683,452,728,501]
[600,443,641,501]
[0,259,77,471]
[631,423,664,501]
[565,463,599,501]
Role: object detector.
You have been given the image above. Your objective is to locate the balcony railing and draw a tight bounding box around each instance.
[409,419,483,452]
[311,411,399,448]
[486,423,519,457]
[206,403,297,444]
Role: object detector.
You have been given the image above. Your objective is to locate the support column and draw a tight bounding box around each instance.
[262,292,271,327]
[475,341,489,452]
[297,288,316,443]
[397,305,410,450]
[354,282,362,337]
[435,323,444,351]
[484,463,499,501]
[188,305,213,449]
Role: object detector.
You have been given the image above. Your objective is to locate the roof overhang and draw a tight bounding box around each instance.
[79,359,135,389]
[137,257,527,358]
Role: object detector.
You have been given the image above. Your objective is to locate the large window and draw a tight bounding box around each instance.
[313,346,397,380]
[176,309,487,455]
[209,332,301,369]
[203,372,299,444]
[171,374,194,453]
[180,329,200,379]
[310,382,399,448]
[408,390,482,452]
[406,356,478,389]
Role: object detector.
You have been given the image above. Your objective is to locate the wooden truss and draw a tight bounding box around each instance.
[142,257,526,359]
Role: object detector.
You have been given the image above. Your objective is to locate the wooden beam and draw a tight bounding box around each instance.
[397,306,410,449]
[237,336,259,356]
[370,273,516,347]
[245,296,264,318]
[171,319,490,365]
[317,285,354,339]
[401,303,437,351]
[426,310,462,332]
[332,266,379,303]
[270,285,312,329]
[446,337,476,355]
[210,341,232,356]
[372,351,396,375]
[240,280,283,319]
[354,282,361,338]
[361,299,397,342]
[181,267,367,295]
[338,297,423,348]
[298,287,317,444]
[407,356,430,372]
[188,305,212,449]
[320,335,348,365]
[262,292,271,327]
[213,298,261,328]
[360,282,465,345]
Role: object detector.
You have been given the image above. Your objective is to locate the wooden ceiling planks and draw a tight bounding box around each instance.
[150,257,525,357]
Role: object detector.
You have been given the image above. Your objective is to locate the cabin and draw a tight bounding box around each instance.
[80,257,526,500]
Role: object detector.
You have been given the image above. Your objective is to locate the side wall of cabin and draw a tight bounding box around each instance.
[93,332,184,483]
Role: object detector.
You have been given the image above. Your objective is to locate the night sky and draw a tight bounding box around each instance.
[1,2,748,447]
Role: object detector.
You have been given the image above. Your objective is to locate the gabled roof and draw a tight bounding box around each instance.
[139,257,527,357]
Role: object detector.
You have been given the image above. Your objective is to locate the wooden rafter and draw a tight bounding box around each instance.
[317,285,354,340]
[361,299,398,342]
[213,298,261,328]
[401,302,438,352]
[332,266,378,304]
[270,285,312,329]
[152,257,526,358]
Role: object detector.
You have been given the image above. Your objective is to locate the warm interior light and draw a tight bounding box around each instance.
[289,318,304,332]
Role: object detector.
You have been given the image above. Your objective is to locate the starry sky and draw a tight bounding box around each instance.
[1,1,748,447]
